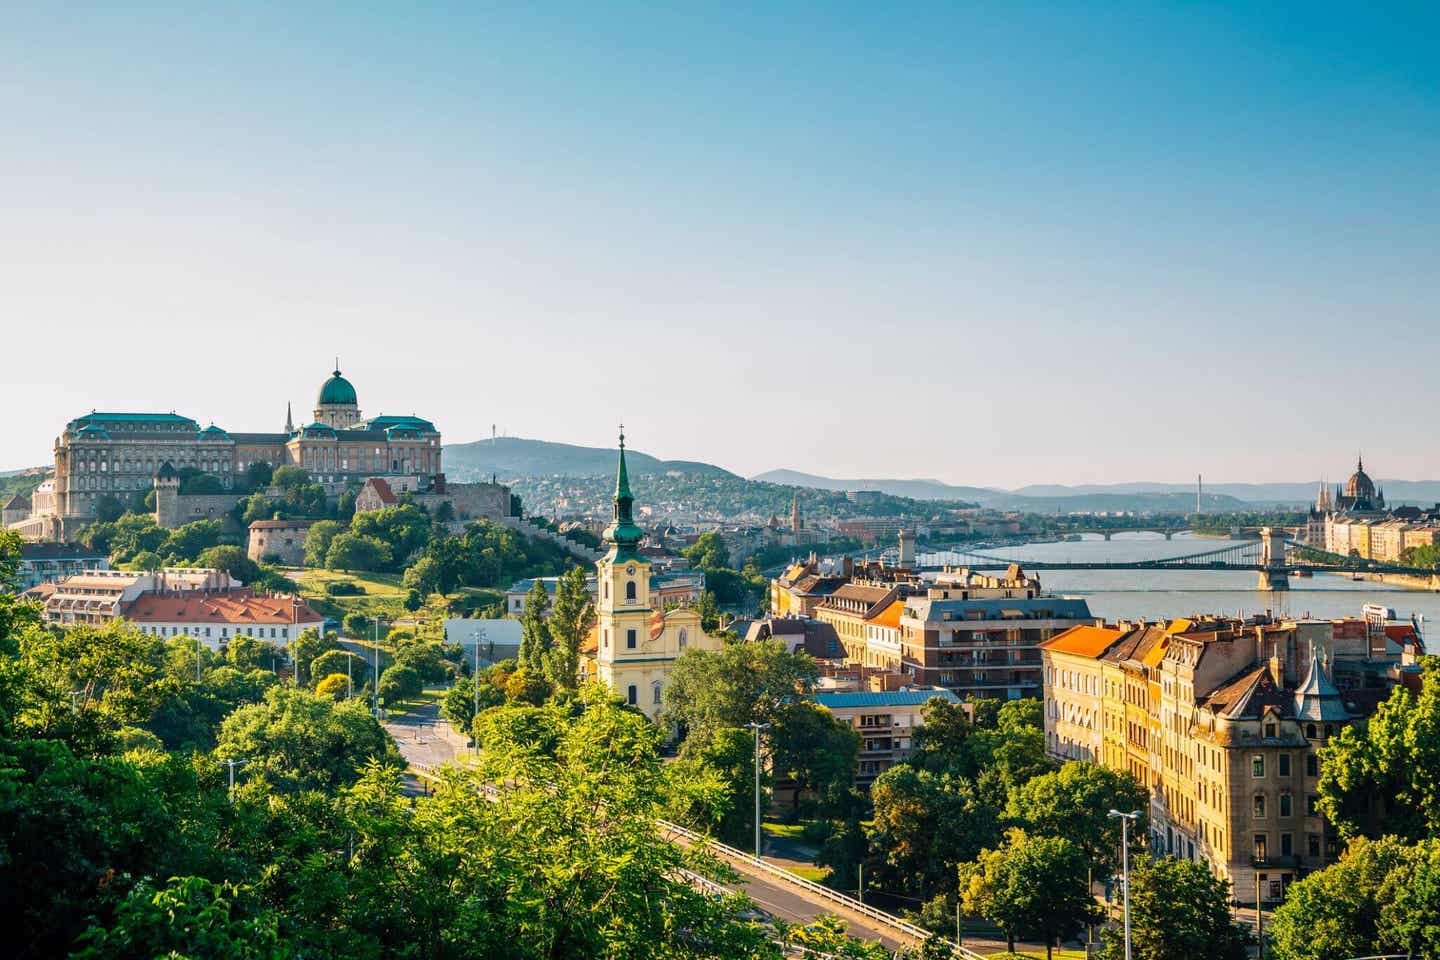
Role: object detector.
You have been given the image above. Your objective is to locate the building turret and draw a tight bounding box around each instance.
[602,429,645,561]
[1293,642,1351,724]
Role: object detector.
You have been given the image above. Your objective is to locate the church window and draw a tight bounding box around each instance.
[678,628,687,649]
[652,681,663,705]
[626,629,637,649]
[602,630,608,649]
[625,581,637,602]
[627,685,637,706]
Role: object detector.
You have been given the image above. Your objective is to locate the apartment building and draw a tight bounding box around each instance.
[812,687,961,785]
[896,566,1092,700]
[1041,613,1419,897]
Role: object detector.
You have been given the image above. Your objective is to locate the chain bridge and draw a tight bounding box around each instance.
[917,528,1440,591]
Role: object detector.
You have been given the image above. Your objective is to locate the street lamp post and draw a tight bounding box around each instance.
[1108,809,1141,960]
[372,616,381,718]
[745,720,771,860]
[218,758,247,803]
[478,627,495,731]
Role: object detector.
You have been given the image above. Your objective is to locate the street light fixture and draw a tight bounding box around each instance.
[1108,809,1141,960]
[745,720,771,860]
[372,615,382,718]
[218,757,248,803]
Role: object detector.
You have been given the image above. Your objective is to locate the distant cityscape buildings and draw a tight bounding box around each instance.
[1307,456,1440,562]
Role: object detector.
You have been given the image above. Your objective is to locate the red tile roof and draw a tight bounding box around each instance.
[125,591,323,625]
[363,478,397,505]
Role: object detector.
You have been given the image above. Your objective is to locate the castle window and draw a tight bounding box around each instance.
[1306,754,1319,777]
[1279,793,1292,817]
[1278,754,1291,776]
[626,685,637,706]
[1253,795,1265,818]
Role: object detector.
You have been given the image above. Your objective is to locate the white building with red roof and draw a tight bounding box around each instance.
[125,591,324,648]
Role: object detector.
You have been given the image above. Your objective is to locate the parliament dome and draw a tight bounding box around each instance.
[1344,457,1376,501]
[318,368,358,406]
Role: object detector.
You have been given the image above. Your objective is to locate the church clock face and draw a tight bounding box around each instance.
[626,565,636,575]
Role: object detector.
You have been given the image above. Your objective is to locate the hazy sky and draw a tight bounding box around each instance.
[2,2,1436,486]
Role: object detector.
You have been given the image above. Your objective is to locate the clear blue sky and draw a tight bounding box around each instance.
[1,2,1436,486]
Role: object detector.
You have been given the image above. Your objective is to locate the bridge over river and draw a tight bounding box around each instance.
[920,528,1440,591]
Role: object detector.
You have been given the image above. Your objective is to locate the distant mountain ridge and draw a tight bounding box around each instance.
[443,437,736,480]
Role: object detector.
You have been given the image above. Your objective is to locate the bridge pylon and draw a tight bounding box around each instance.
[1258,527,1289,591]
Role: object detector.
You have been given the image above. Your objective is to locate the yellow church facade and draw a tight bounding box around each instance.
[585,432,719,721]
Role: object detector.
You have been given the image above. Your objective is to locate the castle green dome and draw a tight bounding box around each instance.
[318,368,358,406]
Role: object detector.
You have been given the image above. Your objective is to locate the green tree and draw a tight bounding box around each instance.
[665,726,763,847]
[161,519,223,562]
[771,700,859,818]
[959,829,1101,957]
[214,685,402,793]
[308,648,368,689]
[325,532,392,572]
[289,627,339,686]
[314,673,350,699]
[1098,855,1250,960]
[377,664,423,706]
[867,765,1000,898]
[402,555,440,595]
[244,460,274,491]
[72,875,285,960]
[1318,660,1440,842]
[683,530,731,571]
[1269,835,1415,960]
[195,544,262,583]
[663,639,819,749]
[1005,761,1148,879]
[544,566,595,691]
[303,519,344,567]
[342,612,376,639]
[518,579,552,673]
[93,493,126,523]
[271,465,310,490]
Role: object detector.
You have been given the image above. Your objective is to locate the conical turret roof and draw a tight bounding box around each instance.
[1293,643,1351,722]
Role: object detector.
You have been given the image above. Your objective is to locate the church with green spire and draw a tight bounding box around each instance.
[586,429,721,720]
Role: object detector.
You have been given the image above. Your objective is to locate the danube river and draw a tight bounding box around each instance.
[919,532,1440,624]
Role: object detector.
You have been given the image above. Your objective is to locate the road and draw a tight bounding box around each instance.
[384,706,1032,955]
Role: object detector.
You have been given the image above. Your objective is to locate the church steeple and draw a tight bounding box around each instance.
[285,401,294,434]
[603,427,644,556]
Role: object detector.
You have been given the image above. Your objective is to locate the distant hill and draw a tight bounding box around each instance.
[1011,480,1440,508]
[753,470,998,504]
[753,469,1251,513]
[443,437,736,480]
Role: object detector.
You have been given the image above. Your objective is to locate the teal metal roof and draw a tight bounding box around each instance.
[367,415,437,432]
[318,369,358,406]
[68,412,198,430]
[812,690,961,710]
[200,424,229,438]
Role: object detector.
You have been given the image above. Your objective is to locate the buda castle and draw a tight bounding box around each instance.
[6,366,505,541]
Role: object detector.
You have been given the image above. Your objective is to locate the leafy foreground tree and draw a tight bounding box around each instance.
[1318,659,1440,842]
[456,684,781,957]
[1269,835,1440,960]
[959,828,1101,958]
[1098,855,1250,960]
[1005,760,1149,881]
[215,685,402,793]
[72,876,284,960]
